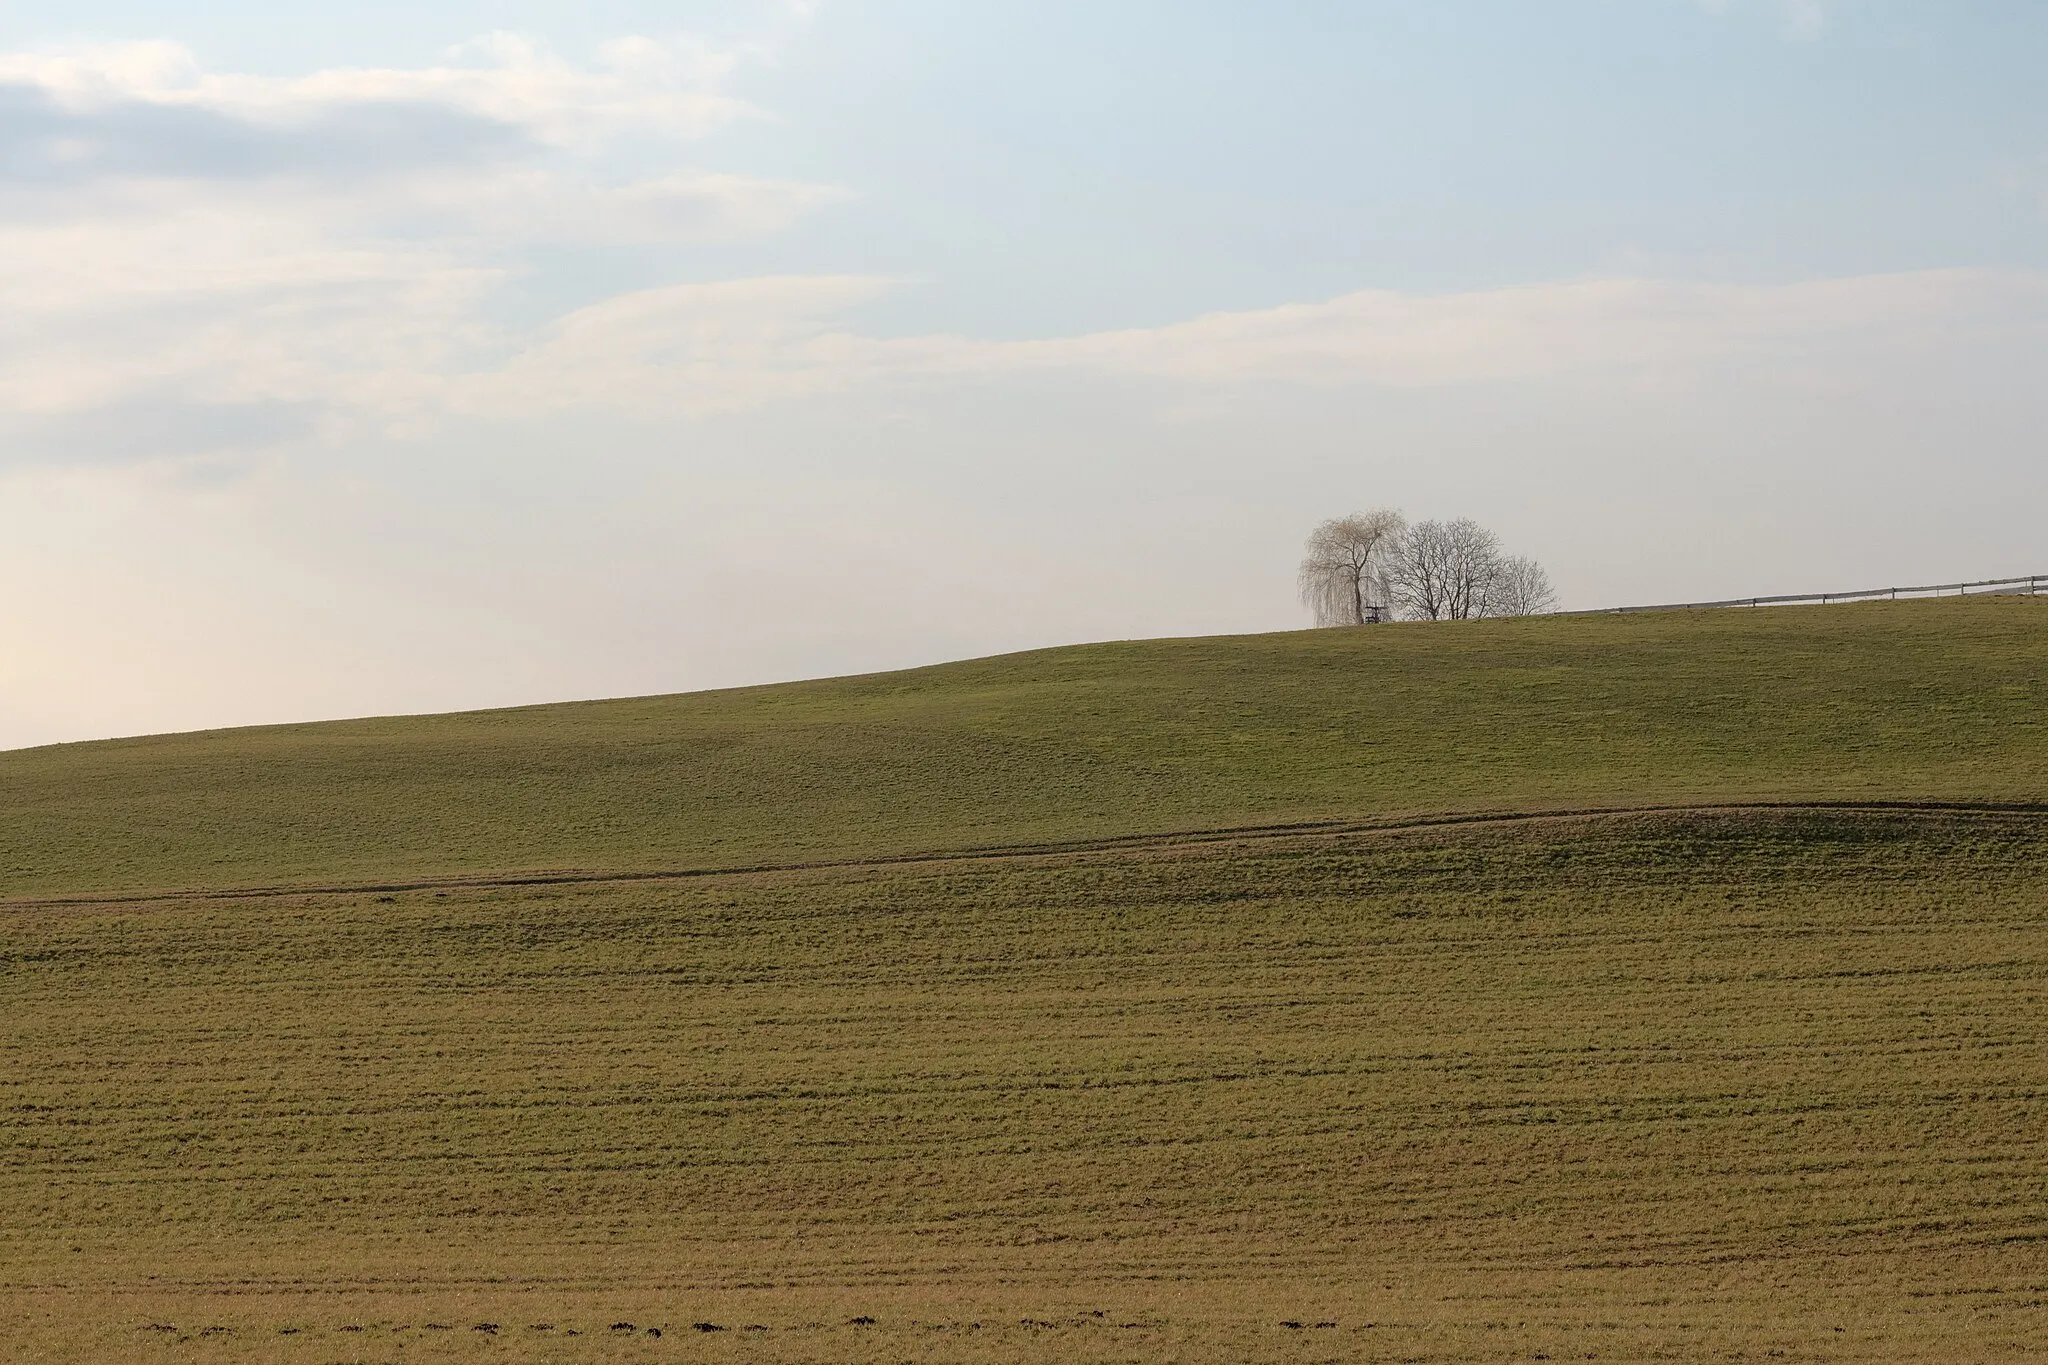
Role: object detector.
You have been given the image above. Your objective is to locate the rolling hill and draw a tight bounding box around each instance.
[4,595,2046,898]
[5,596,2048,1363]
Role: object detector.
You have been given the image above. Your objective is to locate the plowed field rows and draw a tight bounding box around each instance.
[7,808,2047,1361]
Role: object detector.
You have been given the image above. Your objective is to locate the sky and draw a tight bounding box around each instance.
[2,1,2046,749]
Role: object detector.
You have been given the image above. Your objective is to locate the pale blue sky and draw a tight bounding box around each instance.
[2,2,2045,746]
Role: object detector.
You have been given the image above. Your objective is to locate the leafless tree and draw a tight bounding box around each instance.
[1303,511,1555,623]
[1298,510,1406,625]
[1387,518,1502,620]
[1481,555,1557,617]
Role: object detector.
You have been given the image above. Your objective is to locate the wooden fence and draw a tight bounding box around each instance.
[1563,574,2048,617]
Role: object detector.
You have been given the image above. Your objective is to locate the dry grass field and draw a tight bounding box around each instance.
[6,598,2048,1361]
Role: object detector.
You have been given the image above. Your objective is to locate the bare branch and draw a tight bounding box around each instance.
[1387,518,1498,620]
[1305,510,1554,623]
[1298,510,1405,626]
[1480,555,1557,617]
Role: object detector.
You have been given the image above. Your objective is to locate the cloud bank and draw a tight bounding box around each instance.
[9,36,2045,455]
[0,35,833,443]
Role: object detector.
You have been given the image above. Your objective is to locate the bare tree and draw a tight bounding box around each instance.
[1298,510,1405,625]
[1387,518,1502,620]
[1481,555,1557,617]
[1304,510,1555,623]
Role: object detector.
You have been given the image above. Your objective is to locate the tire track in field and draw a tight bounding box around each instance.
[7,797,2047,911]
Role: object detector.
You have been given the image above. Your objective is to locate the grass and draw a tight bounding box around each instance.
[7,810,2048,1359]
[6,597,2048,1360]
[2,596,2046,898]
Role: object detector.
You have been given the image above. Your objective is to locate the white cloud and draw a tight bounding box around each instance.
[0,185,497,422]
[1694,0,1831,40]
[451,275,896,416]
[19,34,2025,459]
[433,169,847,246]
[442,267,2048,419]
[1019,270,2041,385]
[0,33,750,144]
[5,237,2043,441]
[0,31,2035,468]
[0,35,841,442]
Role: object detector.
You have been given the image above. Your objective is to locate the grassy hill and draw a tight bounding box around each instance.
[4,595,2046,897]
[6,596,2048,1362]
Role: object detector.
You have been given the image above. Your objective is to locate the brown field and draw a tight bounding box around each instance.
[8,806,2048,1361]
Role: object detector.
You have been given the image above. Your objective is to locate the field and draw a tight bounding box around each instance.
[5,599,2047,898]
[6,598,2048,1361]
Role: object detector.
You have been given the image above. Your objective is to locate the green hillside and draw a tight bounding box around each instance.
[5,595,2047,898]
[9,597,2048,1362]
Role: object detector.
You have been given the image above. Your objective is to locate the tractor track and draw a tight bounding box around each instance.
[7,797,2047,911]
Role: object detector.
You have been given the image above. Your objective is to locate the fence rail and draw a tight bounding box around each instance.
[1562,574,2048,617]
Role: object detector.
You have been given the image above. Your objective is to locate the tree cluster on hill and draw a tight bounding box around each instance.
[1298,510,1555,625]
